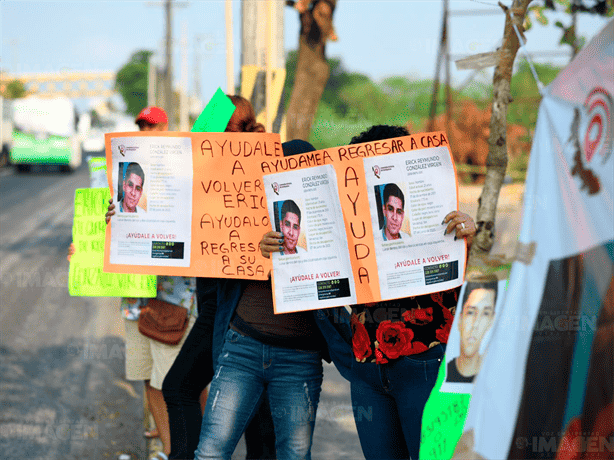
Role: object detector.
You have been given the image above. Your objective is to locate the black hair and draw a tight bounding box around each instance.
[281,200,301,225]
[124,162,145,188]
[349,125,410,145]
[461,280,498,312]
[383,183,405,209]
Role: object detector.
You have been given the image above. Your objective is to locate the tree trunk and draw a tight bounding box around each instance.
[285,0,337,141]
[468,0,532,265]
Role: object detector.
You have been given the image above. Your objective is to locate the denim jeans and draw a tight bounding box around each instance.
[350,344,445,460]
[162,278,276,460]
[194,328,323,460]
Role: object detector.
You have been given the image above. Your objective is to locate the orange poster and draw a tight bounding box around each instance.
[103,131,282,280]
[262,133,466,313]
[103,131,462,291]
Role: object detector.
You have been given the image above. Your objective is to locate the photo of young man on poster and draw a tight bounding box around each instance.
[445,279,498,385]
[117,162,146,213]
[274,199,306,255]
[375,183,410,241]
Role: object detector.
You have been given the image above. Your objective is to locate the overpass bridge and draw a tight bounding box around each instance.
[0,71,116,99]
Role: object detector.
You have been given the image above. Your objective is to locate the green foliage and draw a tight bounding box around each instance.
[3,79,26,99]
[284,49,560,167]
[508,61,562,130]
[526,0,612,54]
[115,50,153,117]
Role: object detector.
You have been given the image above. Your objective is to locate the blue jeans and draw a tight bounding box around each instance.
[350,344,445,460]
[194,328,323,460]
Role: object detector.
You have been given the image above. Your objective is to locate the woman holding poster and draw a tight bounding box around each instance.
[347,125,476,460]
[194,139,329,460]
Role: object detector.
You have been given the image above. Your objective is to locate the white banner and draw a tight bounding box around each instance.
[456,20,614,460]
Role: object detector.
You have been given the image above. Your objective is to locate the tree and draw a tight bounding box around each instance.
[469,0,533,264]
[525,0,613,56]
[3,79,26,99]
[285,0,338,141]
[115,50,153,117]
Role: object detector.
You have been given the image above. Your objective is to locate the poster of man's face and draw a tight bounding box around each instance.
[442,280,500,389]
[274,200,305,255]
[375,183,409,241]
[118,162,145,213]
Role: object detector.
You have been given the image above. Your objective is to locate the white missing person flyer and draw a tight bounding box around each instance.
[363,146,464,299]
[263,164,357,313]
[108,136,193,267]
[363,147,465,299]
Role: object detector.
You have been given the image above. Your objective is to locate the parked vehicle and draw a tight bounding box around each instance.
[10,96,81,172]
[0,96,12,167]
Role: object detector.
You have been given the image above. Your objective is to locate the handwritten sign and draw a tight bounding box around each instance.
[103,131,456,283]
[191,87,236,133]
[420,365,471,460]
[264,134,464,312]
[69,188,157,297]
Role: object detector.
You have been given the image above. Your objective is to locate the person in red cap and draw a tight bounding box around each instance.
[135,106,169,131]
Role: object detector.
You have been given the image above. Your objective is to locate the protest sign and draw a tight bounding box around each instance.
[420,279,506,460]
[191,87,236,133]
[87,156,107,188]
[454,21,613,460]
[104,130,463,289]
[104,132,282,279]
[266,164,358,310]
[263,134,466,312]
[69,187,157,297]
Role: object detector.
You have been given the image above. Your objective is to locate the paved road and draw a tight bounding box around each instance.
[0,164,147,460]
[0,162,522,460]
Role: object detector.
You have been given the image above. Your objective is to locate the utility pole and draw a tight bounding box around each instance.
[164,0,173,127]
[147,0,188,129]
[241,0,284,132]
[226,0,234,94]
[180,22,189,131]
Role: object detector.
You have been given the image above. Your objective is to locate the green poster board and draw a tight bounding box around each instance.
[420,357,471,460]
[191,87,236,133]
[68,188,157,297]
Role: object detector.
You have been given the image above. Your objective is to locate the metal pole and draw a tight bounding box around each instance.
[180,22,189,131]
[443,0,452,139]
[165,0,173,128]
[265,0,273,132]
[226,0,235,94]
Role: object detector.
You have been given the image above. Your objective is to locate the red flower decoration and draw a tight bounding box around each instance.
[374,347,388,364]
[430,291,445,309]
[435,306,455,343]
[403,307,434,325]
[376,320,414,360]
[351,314,372,361]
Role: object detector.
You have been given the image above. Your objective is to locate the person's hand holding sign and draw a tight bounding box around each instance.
[442,210,476,248]
[105,199,116,224]
[260,231,285,259]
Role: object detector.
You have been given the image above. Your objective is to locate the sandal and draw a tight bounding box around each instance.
[149,452,168,460]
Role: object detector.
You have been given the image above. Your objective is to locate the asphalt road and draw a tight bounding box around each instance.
[0,161,522,460]
[0,162,363,460]
[0,163,147,460]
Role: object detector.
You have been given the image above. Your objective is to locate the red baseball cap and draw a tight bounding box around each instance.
[135,106,168,125]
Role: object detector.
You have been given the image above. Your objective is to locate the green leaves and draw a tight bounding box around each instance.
[115,50,153,117]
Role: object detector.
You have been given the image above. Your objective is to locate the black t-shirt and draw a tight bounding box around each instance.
[446,357,475,383]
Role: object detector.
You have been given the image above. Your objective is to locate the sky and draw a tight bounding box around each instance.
[1,0,611,112]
